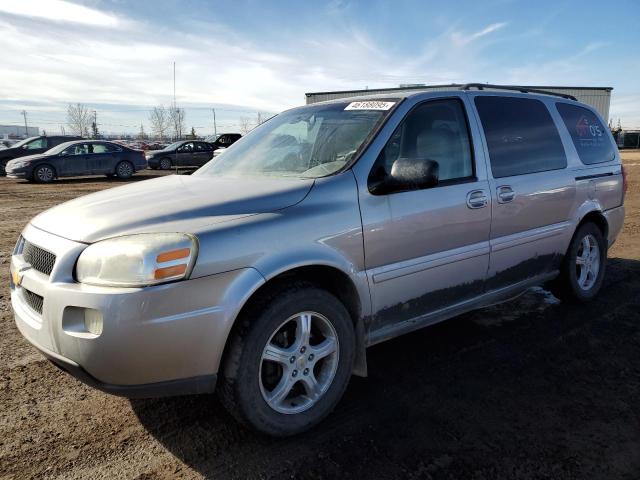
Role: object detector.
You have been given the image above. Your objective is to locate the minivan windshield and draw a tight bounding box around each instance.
[195,100,397,179]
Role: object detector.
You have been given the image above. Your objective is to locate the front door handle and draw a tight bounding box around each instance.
[466,190,488,209]
[497,185,516,203]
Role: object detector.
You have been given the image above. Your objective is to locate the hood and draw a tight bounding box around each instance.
[6,153,50,164]
[31,174,314,243]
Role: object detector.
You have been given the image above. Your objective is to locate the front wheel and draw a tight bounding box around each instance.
[550,222,607,302]
[159,157,172,170]
[219,284,355,437]
[33,164,55,183]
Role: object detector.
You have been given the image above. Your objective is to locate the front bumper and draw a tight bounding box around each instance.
[11,223,264,397]
[6,165,30,178]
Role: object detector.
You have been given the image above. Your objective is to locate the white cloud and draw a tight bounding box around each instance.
[451,22,508,46]
[0,0,122,27]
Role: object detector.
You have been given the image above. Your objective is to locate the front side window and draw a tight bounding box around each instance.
[370,98,474,186]
[197,100,395,179]
[475,96,567,178]
[63,143,90,156]
[556,103,615,165]
[179,142,194,152]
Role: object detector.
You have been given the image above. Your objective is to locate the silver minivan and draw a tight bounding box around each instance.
[10,85,626,436]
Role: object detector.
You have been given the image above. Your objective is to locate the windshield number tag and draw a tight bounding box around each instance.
[344,101,395,111]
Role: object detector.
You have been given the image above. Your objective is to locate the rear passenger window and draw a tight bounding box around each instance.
[373,98,474,184]
[475,96,567,178]
[556,103,615,164]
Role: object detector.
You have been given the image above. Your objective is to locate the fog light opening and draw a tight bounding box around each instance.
[84,309,103,336]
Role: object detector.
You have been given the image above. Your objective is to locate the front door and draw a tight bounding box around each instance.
[357,97,492,338]
[471,95,576,291]
[59,143,90,176]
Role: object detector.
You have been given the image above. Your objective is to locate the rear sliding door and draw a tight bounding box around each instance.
[472,95,575,291]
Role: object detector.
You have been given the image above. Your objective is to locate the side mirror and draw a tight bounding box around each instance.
[370,158,439,195]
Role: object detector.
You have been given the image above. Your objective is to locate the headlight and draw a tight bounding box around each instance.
[76,233,198,287]
[11,160,30,168]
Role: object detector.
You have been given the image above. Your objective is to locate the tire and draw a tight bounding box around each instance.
[159,157,172,170]
[219,283,355,437]
[550,222,607,303]
[32,164,55,183]
[0,159,8,176]
[115,161,134,179]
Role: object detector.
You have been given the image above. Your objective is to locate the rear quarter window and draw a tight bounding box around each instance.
[474,96,567,178]
[556,103,615,165]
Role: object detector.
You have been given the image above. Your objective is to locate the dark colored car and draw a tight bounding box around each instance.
[0,135,82,175]
[146,140,216,169]
[147,134,241,169]
[5,140,147,183]
[212,133,241,148]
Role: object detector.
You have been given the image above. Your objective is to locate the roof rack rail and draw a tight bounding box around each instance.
[459,83,577,101]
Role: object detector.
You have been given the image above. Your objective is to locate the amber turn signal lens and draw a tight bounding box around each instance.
[154,264,187,280]
[156,248,191,263]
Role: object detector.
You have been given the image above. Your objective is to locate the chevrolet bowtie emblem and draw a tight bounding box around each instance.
[11,265,30,286]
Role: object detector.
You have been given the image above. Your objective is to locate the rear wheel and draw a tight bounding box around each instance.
[33,164,55,183]
[219,284,355,437]
[550,222,606,302]
[115,161,134,179]
[159,157,172,170]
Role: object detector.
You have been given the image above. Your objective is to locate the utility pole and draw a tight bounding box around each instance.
[173,61,176,108]
[212,108,217,137]
[21,110,28,136]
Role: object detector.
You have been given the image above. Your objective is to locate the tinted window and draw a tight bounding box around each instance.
[556,103,615,164]
[475,96,567,178]
[63,143,90,155]
[372,98,474,185]
[91,143,120,153]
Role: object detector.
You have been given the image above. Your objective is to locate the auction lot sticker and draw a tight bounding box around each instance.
[345,101,396,111]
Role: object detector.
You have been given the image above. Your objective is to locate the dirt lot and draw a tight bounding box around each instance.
[1,153,640,480]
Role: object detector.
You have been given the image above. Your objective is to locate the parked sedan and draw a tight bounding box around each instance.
[146,140,216,169]
[0,135,82,175]
[5,140,147,183]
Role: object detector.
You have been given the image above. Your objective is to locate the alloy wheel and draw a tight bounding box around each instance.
[259,311,339,414]
[576,233,600,291]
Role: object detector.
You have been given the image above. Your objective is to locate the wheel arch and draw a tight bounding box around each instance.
[576,206,609,240]
[221,263,369,378]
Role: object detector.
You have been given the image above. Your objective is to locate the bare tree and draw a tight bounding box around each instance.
[168,106,186,140]
[66,103,91,137]
[149,106,168,140]
[239,116,253,135]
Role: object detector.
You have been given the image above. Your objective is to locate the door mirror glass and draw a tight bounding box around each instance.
[371,158,439,194]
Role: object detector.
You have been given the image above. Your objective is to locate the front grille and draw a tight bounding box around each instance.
[22,289,44,314]
[22,240,56,276]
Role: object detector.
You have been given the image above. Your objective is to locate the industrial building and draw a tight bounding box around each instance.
[305,84,613,121]
[0,124,39,139]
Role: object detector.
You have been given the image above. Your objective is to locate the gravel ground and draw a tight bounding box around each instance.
[1,153,640,480]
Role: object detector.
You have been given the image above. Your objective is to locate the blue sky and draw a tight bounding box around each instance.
[0,0,638,135]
